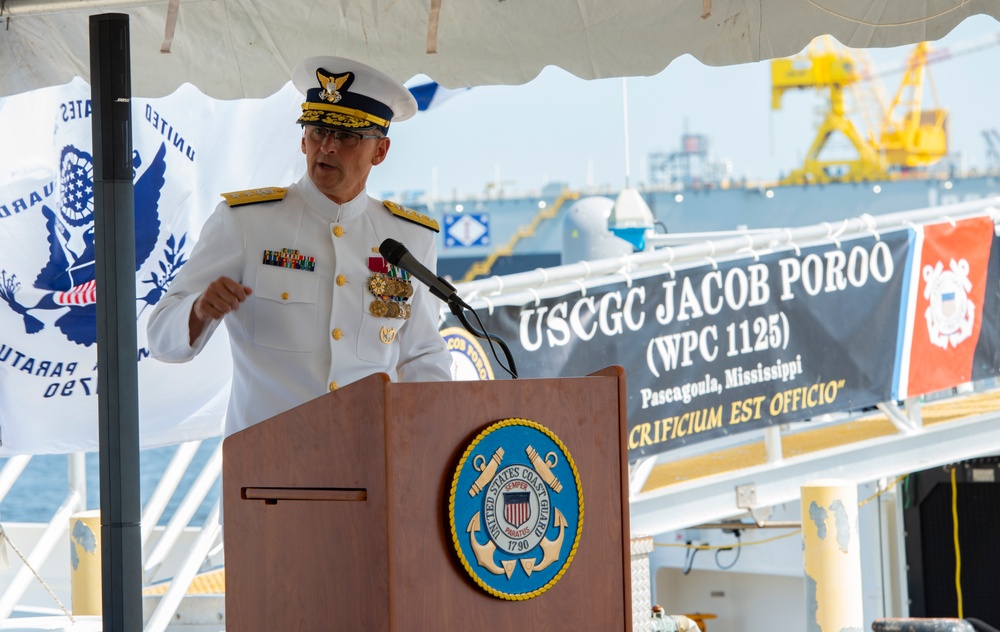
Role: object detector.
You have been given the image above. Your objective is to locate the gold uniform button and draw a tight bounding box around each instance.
[329,381,339,392]
[333,226,344,237]
[336,275,347,286]
[332,328,343,340]
[281,292,289,301]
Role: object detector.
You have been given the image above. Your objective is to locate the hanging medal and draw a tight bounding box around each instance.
[367,252,413,320]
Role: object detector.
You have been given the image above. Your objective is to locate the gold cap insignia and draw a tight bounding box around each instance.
[317,70,352,104]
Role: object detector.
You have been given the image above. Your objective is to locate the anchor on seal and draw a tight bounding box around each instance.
[464,444,569,579]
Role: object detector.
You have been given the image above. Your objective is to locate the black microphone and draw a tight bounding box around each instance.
[379,238,460,305]
[380,238,518,379]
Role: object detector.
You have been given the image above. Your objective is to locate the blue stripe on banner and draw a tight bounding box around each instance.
[891,224,920,400]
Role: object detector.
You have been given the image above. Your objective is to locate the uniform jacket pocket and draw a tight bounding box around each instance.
[253,265,319,352]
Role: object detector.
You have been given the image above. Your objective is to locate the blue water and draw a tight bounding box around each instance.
[0,438,221,525]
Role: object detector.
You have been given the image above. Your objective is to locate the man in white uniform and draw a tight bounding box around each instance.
[147,56,453,438]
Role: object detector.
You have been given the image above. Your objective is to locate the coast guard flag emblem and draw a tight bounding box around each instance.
[894,215,992,399]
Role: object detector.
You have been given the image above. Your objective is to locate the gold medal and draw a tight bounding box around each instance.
[386,301,401,318]
[368,275,387,296]
[401,303,411,320]
[369,299,388,317]
[399,281,414,298]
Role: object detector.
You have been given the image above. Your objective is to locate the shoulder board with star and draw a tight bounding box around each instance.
[383,200,439,232]
[221,187,287,207]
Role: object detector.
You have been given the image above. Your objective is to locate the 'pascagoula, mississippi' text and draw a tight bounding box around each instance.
[640,373,722,408]
[725,355,802,387]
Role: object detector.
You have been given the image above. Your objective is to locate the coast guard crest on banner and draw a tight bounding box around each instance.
[923,258,975,349]
[449,418,583,600]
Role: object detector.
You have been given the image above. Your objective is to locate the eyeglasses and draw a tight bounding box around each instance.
[305,126,384,148]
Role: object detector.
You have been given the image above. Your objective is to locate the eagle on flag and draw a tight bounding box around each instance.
[0,142,167,346]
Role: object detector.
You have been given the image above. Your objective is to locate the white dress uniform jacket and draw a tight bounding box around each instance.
[147,174,453,438]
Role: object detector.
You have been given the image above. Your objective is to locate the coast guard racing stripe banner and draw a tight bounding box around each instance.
[0,78,302,455]
[893,216,997,399]
[445,220,1000,460]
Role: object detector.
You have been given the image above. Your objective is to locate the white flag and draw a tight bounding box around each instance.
[0,78,304,455]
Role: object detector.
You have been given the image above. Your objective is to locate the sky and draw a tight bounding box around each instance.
[368,14,1000,201]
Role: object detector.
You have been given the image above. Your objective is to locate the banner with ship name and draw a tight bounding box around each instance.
[445,221,1000,460]
[0,77,303,456]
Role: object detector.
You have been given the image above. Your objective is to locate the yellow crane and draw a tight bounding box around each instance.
[879,42,948,170]
[771,40,886,184]
[769,36,974,184]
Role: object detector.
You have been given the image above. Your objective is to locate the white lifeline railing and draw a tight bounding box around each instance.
[142,441,223,632]
[0,440,224,632]
[452,197,1000,308]
[0,453,86,619]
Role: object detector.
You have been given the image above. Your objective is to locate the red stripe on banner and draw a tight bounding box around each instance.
[906,216,993,397]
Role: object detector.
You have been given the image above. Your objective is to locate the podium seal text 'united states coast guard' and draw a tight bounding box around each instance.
[449,418,584,600]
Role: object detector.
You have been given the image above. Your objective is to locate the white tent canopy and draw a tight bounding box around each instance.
[2,0,999,99]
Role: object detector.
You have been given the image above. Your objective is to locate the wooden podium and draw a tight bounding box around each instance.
[223,367,632,631]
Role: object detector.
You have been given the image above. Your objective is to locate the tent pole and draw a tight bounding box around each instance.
[90,12,144,631]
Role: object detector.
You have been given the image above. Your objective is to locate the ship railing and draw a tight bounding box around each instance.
[142,442,223,632]
[453,196,1000,302]
[0,440,223,632]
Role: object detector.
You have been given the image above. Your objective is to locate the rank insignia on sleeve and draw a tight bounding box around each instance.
[382,200,440,232]
[449,418,584,601]
[221,187,287,207]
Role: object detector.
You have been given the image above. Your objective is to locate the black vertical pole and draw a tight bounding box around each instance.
[90,13,143,631]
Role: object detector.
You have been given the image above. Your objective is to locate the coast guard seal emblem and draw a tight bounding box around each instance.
[923,258,975,349]
[449,418,583,600]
